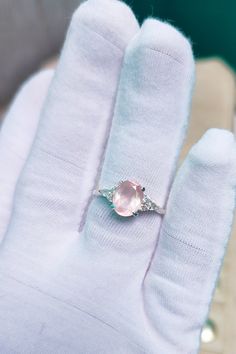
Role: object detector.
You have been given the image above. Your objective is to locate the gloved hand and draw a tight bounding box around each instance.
[0,1,235,353]
[0,69,53,240]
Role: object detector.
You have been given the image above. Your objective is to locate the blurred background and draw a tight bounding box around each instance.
[0,1,235,353]
[0,0,235,105]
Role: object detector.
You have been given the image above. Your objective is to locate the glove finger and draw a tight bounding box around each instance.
[3,0,138,244]
[82,19,194,261]
[144,129,236,353]
[0,0,139,273]
[0,69,53,243]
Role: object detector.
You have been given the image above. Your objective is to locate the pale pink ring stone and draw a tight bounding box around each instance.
[97,180,165,217]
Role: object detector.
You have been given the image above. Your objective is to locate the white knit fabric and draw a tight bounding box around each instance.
[0,1,235,353]
[0,69,53,241]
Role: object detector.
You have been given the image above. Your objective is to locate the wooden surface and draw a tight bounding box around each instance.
[180,59,235,161]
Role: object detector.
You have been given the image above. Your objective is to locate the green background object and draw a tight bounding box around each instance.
[0,0,235,104]
[125,0,236,70]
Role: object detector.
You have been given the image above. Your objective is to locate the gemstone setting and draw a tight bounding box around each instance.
[112,180,144,217]
[98,179,165,217]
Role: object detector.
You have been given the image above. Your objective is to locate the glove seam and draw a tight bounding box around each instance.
[72,21,124,53]
[35,144,84,171]
[147,47,185,66]
[162,226,211,255]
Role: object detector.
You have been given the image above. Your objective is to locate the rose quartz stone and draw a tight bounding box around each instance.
[112,180,144,217]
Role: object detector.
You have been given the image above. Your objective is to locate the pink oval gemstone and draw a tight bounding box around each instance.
[112,180,144,217]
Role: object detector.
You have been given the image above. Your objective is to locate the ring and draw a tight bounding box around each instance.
[96,180,165,217]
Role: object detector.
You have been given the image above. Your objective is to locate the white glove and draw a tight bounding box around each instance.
[0,1,235,353]
[0,69,53,240]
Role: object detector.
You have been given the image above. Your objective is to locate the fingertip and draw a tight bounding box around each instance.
[189,128,236,169]
[71,0,139,50]
[21,69,54,97]
[1,69,53,136]
[29,68,54,82]
[138,18,194,69]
